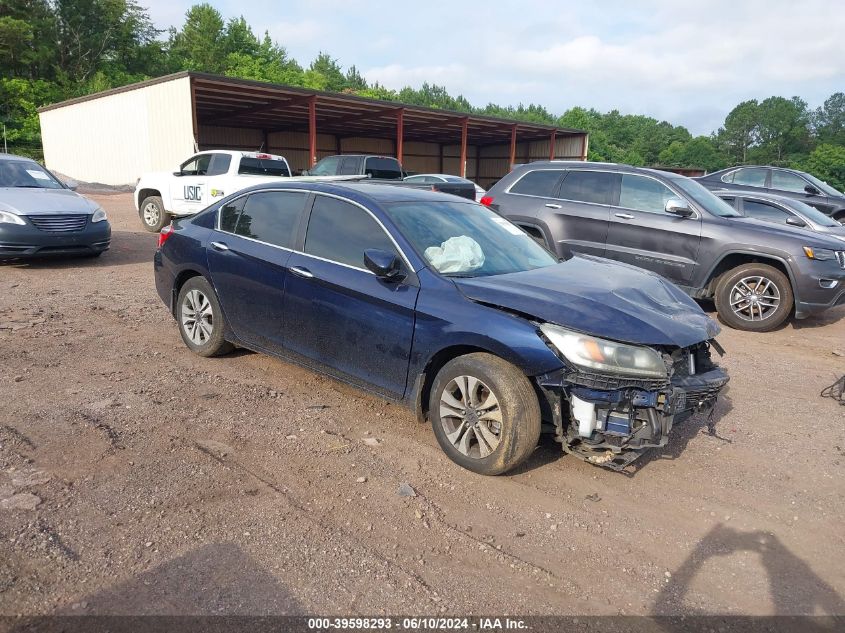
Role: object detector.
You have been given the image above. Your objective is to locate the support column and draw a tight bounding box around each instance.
[308,96,317,167]
[460,118,468,178]
[581,134,589,161]
[549,130,556,161]
[396,108,404,164]
[509,124,517,170]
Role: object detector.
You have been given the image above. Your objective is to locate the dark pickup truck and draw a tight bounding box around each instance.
[304,154,477,200]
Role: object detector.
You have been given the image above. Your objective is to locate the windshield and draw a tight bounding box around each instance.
[383,200,557,277]
[0,160,63,189]
[802,172,843,197]
[788,199,841,227]
[672,177,741,217]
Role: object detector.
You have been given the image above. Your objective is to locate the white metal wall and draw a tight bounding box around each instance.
[39,77,195,186]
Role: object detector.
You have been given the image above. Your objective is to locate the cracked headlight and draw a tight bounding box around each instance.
[540,323,667,378]
[0,211,25,225]
[91,208,108,223]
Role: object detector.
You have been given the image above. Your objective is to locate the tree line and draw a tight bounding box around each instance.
[2,0,844,190]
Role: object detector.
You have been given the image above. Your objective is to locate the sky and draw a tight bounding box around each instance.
[141,0,845,136]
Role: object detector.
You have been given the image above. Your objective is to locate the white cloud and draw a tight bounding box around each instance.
[141,0,845,135]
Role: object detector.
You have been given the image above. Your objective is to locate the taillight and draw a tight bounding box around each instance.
[480,195,494,207]
[158,223,174,248]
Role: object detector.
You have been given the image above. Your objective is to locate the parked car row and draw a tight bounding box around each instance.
[482,161,845,332]
[135,151,477,232]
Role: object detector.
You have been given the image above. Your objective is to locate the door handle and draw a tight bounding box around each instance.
[615,213,635,220]
[545,203,562,209]
[210,241,229,251]
[289,266,314,279]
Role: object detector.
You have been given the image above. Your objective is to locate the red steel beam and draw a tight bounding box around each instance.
[308,96,317,167]
[549,130,556,160]
[460,118,468,178]
[396,108,404,164]
[509,124,517,170]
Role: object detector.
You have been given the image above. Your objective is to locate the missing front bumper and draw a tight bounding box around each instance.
[536,366,730,471]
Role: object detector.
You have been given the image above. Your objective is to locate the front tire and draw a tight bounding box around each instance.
[140,196,169,233]
[429,353,541,475]
[714,263,793,332]
[176,277,234,357]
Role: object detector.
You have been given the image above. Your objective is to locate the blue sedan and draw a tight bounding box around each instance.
[154,183,728,474]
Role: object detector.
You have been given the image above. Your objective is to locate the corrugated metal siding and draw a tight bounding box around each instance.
[39,76,194,185]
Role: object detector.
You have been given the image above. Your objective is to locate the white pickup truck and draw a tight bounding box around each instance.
[134,150,293,232]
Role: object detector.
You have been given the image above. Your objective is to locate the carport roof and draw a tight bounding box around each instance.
[39,71,584,146]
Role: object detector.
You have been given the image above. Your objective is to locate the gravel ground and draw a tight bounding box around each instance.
[1,191,844,617]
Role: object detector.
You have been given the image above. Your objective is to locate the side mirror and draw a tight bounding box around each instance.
[64,179,79,191]
[786,216,807,227]
[665,198,694,217]
[804,184,820,195]
[364,249,404,281]
[173,170,183,177]
[301,169,310,176]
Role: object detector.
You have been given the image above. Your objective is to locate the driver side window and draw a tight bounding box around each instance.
[181,155,212,176]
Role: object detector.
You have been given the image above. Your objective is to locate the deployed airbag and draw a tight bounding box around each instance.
[424,236,485,273]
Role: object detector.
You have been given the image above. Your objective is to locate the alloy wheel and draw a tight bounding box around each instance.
[728,275,781,322]
[143,202,160,227]
[181,289,213,345]
[439,375,503,458]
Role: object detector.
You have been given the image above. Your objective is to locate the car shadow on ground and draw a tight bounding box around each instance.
[51,542,302,616]
[790,305,845,330]
[652,524,845,621]
[0,229,156,270]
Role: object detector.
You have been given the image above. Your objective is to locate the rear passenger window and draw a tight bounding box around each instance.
[234,191,308,248]
[305,195,397,269]
[619,175,676,213]
[732,168,767,187]
[509,170,564,197]
[219,196,246,233]
[338,157,361,175]
[558,171,619,206]
[742,200,791,223]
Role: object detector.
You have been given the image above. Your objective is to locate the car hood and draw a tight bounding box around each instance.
[729,216,845,249]
[818,224,845,242]
[453,256,720,348]
[0,187,98,215]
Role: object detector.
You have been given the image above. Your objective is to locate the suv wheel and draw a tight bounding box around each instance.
[140,196,169,233]
[714,263,793,332]
[176,277,234,357]
[429,353,541,475]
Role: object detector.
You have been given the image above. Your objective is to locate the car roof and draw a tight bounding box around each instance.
[712,189,808,207]
[242,180,473,204]
[513,160,685,179]
[0,153,38,163]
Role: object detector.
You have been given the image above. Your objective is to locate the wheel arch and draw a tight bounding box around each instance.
[137,188,163,211]
[411,344,505,425]
[701,252,796,299]
[170,269,205,317]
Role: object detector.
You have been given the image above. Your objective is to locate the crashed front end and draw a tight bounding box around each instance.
[534,325,730,471]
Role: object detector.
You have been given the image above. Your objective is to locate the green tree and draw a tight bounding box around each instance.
[168,3,226,73]
[799,144,845,193]
[224,33,303,85]
[715,100,759,164]
[814,93,845,147]
[754,96,810,164]
[308,52,348,92]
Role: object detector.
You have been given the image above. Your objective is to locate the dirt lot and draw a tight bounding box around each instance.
[1,191,844,618]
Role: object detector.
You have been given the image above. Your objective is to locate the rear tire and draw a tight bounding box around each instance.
[176,277,234,357]
[140,195,169,233]
[714,263,793,332]
[429,353,541,475]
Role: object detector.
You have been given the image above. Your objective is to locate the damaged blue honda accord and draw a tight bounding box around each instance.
[154,182,729,474]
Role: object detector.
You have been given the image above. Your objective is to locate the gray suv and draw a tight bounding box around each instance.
[483,162,845,332]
